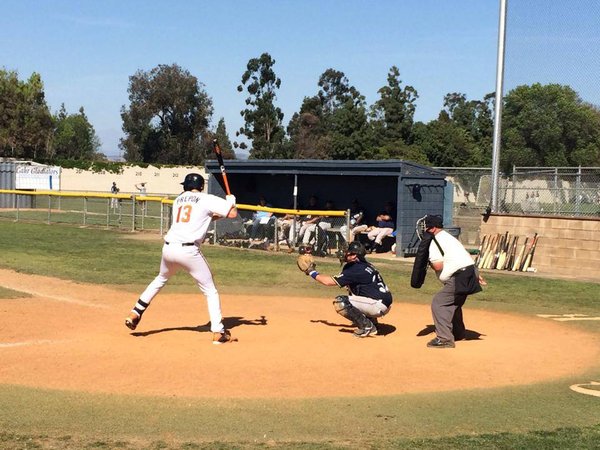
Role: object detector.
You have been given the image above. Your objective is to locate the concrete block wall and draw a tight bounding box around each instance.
[479,214,600,281]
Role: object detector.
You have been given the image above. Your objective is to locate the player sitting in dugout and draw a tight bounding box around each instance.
[297,241,392,337]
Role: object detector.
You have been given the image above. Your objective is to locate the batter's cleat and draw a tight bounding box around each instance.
[124,312,140,331]
[427,337,455,348]
[212,329,233,345]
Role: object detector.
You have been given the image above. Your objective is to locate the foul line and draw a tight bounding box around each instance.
[537,314,600,321]
[7,287,109,309]
[0,339,69,348]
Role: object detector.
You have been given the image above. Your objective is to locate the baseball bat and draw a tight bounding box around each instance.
[478,235,490,269]
[489,233,502,269]
[212,139,232,195]
[502,233,515,270]
[491,233,503,269]
[483,234,499,269]
[506,236,519,270]
[521,233,539,271]
[481,234,493,269]
[496,231,509,269]
[474,234,487,266]
[519,234,536,271]
[512,237,529,271]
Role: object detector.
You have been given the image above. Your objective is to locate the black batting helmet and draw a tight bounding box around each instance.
[181,173,204,192]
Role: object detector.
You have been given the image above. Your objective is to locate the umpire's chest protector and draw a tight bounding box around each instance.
[411,233,433,288]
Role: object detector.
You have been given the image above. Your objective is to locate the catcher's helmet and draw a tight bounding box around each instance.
[181,173,204,192]
[347,241,367,258]
[339,241,367,263]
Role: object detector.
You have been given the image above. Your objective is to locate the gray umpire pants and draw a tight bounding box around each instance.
[431,277,467,342]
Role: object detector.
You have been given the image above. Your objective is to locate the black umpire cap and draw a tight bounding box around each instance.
[424,214,444,229]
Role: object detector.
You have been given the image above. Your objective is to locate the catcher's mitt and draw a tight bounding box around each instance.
[296,253,316,275]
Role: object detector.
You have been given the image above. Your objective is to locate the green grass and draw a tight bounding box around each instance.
[0,221,599,449]
[0,286,30,299]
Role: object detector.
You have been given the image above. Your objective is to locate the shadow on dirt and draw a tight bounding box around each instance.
[131,315,268,337]
[310,319,396,336]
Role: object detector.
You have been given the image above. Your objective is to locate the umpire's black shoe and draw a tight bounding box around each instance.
[427,337,455,348]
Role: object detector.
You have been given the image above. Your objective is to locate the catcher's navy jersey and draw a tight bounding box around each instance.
[333,260,393,307]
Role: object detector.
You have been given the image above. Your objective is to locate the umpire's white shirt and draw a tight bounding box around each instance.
[428,230,474,282]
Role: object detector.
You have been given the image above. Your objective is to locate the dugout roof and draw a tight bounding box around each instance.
[205,159,449,257]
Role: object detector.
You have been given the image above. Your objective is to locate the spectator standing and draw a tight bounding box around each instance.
[135,182,148,215]
[110,182,119,210]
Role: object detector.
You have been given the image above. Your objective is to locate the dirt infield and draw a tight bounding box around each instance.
[1,268,599,399]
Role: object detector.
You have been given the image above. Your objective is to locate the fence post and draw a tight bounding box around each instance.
[576,166,582,216]
[511,165,516,206]
[160,201,164,235]
[132,195,137,232]
[345,209,351,242]
[47,195,51,224]
[84,197,88,226]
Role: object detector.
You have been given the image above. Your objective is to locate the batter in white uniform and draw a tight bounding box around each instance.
[124,173,238,345]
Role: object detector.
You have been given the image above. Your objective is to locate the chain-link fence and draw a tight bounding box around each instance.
[0,189,351,256]
[0,190,170,233]
[3,167,597,253]
[211,205,350,256]
[443,167,600,219]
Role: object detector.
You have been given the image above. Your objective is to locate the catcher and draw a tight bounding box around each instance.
[297,242,392,337]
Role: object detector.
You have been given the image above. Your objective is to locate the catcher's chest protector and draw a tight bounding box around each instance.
[411,233,433,288]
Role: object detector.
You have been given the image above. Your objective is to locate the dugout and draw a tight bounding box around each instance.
[205,159,450,257]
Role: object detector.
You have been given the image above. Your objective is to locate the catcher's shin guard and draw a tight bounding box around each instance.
[333,295,373,330]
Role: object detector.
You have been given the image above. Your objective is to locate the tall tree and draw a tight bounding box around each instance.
[317,69,369,159]
[371,66,419,145]
[501,83,600,171]
[214,118,236,159]
[412,115,481,167]
[120,64,213,164]
[51,104,103,160]
[287,95,327,158]
[443,92,494,149]
[236,53,286,159]
[0,69,53,160]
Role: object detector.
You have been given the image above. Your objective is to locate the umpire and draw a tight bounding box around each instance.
[423,215,482,348]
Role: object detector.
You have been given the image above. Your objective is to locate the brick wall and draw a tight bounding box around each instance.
[479,214,600,281]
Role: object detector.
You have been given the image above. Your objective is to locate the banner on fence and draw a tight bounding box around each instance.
[16,165,61,190]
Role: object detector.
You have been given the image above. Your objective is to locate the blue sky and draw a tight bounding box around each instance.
[1,1,598,160]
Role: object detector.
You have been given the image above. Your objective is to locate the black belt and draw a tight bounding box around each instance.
[452,266,470,276]
[165,242,195,246]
